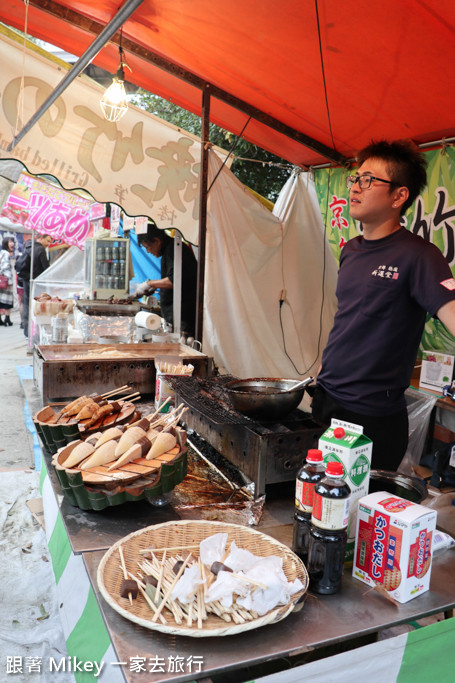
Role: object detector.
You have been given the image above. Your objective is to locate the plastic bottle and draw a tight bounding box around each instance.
[292,449,325,565]
[308,461,351,594]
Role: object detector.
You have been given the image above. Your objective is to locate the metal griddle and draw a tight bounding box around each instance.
[170,375,326,496]
[76,299,142,316]
[33,343,212,404]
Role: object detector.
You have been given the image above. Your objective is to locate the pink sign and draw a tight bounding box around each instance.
[1,172,93,248]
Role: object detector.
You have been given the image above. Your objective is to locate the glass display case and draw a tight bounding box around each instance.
[84,237,130,298]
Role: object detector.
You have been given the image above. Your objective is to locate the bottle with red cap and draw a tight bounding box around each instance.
[308,460,351,594]
[292,449,325,565]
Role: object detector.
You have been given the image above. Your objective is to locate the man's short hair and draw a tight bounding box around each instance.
[356,139,427,214]
[137,221,166,247]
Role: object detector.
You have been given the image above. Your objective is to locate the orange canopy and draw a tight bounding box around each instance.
[2,0,455,167]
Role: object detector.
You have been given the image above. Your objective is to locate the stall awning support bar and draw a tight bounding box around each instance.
[195,85,211,344]
[7,0,145,152]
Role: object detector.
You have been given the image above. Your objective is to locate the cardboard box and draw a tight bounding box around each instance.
[352,491,437,603]
[318,419,372,564]
[420,350,454,391]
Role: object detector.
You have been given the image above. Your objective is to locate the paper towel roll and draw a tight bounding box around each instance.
[134,311,162,331]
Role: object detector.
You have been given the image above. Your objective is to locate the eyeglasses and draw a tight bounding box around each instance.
[346,175,394,190]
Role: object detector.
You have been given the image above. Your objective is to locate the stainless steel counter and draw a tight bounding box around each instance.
[42,446,180,554]
[31,381,455,683]
[83,547,455,683]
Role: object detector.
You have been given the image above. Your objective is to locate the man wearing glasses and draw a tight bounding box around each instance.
[312,140,455,470]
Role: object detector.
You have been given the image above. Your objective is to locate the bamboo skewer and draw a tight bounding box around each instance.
[117,392,141,402]
[156,550,167,598]
[139,544,199,555]
[151,554,193,622]
[118,546,133,606]
[230,574,268,590]
[144,397,172,422]
[126,571,167,624]
[101,385,131,398]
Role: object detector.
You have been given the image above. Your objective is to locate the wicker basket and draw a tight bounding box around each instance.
[97,519,308,637]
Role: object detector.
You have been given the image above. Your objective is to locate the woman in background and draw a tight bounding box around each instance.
[0,237,14,325]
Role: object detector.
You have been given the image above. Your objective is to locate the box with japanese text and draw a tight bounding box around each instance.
[352,491,437,603]
[419,350,454,391]
[318,419,372,564]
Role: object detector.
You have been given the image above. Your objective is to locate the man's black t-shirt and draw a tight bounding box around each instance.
[317,228,455,415]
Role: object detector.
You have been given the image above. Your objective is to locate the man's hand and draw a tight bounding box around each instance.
[135,280,152,297]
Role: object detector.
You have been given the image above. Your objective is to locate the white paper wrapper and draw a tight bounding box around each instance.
[199,533,228,567]
[171,564,203,604]
[237,558,304,615]
[224,540,264,572]
[205,571,249,607]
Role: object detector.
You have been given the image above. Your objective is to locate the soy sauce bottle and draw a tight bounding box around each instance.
[308,461,351,594]
[292,449,325,565]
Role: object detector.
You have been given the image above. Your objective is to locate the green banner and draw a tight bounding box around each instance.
[313,147,455,355]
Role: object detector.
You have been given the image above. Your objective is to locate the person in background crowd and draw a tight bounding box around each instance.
[0,237,14,325]
[19,233,52,338]
[312,140,455,471]
[135,223,198,338]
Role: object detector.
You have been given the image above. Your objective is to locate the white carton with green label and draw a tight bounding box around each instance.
[318,419,372,564]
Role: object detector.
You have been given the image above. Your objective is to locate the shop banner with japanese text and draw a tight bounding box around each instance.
[1,171,92,248]
[314,147,455,354]
[0,27,228,245]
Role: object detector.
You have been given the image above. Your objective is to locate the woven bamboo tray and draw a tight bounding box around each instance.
[97,520,308,637]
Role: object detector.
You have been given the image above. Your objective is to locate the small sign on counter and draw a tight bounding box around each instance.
[419,350,454,391]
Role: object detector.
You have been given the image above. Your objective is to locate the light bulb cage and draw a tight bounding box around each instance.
[100,46,131,122]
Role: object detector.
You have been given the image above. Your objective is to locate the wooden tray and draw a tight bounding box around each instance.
[97,520,308,637]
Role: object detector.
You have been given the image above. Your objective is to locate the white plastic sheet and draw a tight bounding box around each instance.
[203,154,338,380]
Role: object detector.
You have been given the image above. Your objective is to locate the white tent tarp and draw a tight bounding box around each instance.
[203,153,338,384]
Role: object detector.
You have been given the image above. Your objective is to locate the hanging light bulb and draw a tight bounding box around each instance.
[100,45,131,122]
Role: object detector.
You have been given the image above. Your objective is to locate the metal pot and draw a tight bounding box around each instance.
[368,469,427,504]
[225,377,312,420]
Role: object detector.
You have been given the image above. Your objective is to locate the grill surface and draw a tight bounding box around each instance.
[170,376,326,496]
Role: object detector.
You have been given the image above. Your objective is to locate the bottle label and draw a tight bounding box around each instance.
[312,492,350,530]
[295,479,315,513]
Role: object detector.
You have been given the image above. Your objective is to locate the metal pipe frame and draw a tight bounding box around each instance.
[7,0,145,152]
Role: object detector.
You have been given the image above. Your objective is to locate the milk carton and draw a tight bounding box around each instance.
[318,419,372,564]
[352,491,437,603]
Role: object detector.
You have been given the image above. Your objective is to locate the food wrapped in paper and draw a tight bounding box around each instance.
[171,564,204,604]
[224,540,265,572]
[237,557,304,616]
[205,571,250,607]
[199,532,228,567]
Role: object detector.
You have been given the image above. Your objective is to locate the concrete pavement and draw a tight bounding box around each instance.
[0,308,34,471]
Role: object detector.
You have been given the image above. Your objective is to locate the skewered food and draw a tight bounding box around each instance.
[63,442,96,469]
[107,436,151,471]
[83,403,115,429]
[120,579,138,599]
[80,440,118,469]
[146,432,177,460]
[75,400,100,420]
[115,426,149,457]
[95,427,125,447]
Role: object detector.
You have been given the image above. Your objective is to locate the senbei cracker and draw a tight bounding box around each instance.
[352,491,437,603]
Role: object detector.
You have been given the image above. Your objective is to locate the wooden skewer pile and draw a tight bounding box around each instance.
[121,544,264,628]
[155,360,194,375]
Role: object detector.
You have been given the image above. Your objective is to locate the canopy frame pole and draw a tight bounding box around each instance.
[7,0,145,152]
[195,85,211,343]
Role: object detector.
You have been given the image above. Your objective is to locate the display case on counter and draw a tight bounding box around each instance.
[84,236,130,299]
